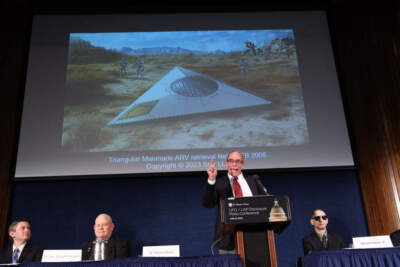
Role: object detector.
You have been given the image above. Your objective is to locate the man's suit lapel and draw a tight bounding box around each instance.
[245,175,258,195]
[311,232,324,250]
[87,242,95,260]
[326,233,335,249]
[105,238,115,260]
[224,174,258,196]
[5,247,12,263]
[18,243,31,263]
[221,175,233,198]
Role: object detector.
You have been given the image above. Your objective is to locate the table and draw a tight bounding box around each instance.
[302,247,400,267]
[16,255,242,267]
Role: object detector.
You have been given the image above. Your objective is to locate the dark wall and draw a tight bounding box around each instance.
[8,170,368,267]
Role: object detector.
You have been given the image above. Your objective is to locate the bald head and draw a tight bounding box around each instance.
[94,213,114,240]
[96,213,113,224]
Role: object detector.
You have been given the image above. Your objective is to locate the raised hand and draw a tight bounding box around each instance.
[207,160,218,181]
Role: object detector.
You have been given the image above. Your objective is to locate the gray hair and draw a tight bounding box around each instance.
[226,151,244,162]
[8,219,30,233]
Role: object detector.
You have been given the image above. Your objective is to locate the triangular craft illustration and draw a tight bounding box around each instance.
[108,66,271,125]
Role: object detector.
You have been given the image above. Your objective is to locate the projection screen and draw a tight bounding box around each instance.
[14,11,354,179]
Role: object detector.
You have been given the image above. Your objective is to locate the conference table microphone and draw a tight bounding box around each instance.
[210,236,224,255]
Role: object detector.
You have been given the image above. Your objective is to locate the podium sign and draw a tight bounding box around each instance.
[221,196,291,230]
[220,195,291,267]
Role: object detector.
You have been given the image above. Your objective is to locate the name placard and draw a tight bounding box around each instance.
[41,250,82,262]
[352,235,393,249]
[142,245,180,257]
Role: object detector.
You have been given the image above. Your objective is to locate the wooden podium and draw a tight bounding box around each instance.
[220,195,291,267]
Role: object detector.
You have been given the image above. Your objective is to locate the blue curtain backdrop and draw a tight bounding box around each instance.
[7,170,368,267]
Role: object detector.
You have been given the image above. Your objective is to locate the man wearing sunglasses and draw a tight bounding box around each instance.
[302,209,346,254]
[202,151,267,254]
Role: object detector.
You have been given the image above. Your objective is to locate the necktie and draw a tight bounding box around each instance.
[233,176,243,197]
[12,248,20,263]
[322,234,327,248]
[100,241,106,260]
[94,241,101,261]
[94,240,107,261]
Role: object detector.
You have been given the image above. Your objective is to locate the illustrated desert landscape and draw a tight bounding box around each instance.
[62,31,308,152]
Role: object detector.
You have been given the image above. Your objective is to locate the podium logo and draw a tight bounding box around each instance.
[269,200,288,222]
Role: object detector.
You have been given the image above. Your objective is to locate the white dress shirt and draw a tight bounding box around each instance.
[208,173,253,197]
[227,173,253,197]
[12,242,27,261]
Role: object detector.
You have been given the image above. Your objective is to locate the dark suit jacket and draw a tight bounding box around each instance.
[202,173,266,250]
[302,231,346,255]
[390,229,400,246]
[80,236,130,260]
[0,242,43,264]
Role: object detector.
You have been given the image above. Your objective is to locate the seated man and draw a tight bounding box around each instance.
[302,209,346,254]
[81,213,130,260]
[0,219,43,263]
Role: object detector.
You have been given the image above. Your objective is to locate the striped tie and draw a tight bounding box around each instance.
[12,248,20,263]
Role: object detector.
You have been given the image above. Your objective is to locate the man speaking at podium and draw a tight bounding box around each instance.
[81,213,130,261]
[202,151,267,254]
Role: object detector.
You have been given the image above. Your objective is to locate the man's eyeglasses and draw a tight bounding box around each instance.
[227,159,243,164]
[312,215,328,221]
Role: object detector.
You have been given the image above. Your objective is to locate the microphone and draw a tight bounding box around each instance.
[88,241,95,252]
[210,236,224,255]
[253,174,271,196]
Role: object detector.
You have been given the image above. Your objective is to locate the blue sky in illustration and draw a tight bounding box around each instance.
[71,29,294,52]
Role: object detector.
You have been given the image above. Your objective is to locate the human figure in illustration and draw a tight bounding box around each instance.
[119,57,128,78]
[240,58,249,74]
[135,58,144,79]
